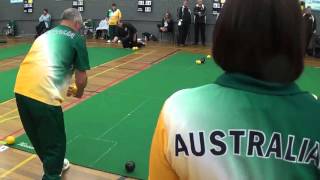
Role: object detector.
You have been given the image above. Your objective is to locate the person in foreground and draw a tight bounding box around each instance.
[149,0,320,179]
[14,8,90,180]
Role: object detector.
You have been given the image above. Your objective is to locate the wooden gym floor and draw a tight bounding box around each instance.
[0,37,319,180]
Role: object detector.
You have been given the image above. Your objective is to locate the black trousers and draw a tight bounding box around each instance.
[122,34,137,48]
[35,22,49,38]
[95,30,108,39]
[194,23,206,45]
[177,24,190,45]
[306,32,313,51]
[15,93,66,180]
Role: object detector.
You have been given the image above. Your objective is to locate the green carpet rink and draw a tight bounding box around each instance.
[11,52,320,179]
[0,43,31,61]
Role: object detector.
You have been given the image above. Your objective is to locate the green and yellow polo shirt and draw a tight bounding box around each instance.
[15,25,90,106]
[107,9,122,26]
[149,73,320,180]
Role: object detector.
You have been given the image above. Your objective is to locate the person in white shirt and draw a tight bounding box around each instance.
[95,18,109,39]
[36,9,51,38]
[39,9,51,29]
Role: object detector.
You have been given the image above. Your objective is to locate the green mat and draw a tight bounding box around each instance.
[11,52,320,179]
[0,43,32,61]
[0,47,132,103]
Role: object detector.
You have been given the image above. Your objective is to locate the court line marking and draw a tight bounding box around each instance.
[0,98,15,106]
[62,53,153,109]
[66,135,81,145]
[0,49,178,177]
[0,52,145,121]
[0,109,17,119]
[0,154,36,178]
[97,99,150,139]
[0,128,24,140]
[88,50,154,80]
[90,141,118,167]
[0,58,21,68]
[1,49,177,137]
[0,51,140,107]
[94,63,150,93]
[90,99,150,166]
[0,115,19,124]
[98,91,162,100]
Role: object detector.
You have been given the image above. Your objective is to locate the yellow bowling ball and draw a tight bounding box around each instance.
[70,84,78,96]
[5,136,15,145]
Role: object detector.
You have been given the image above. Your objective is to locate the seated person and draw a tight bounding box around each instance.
[36,9,51,38]
[83,19,94,37]
[95,18,109,40]
[6,21,16,36]
[116,21,138,48]
[157,12,174,33]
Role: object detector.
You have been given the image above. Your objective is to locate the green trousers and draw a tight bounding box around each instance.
[15,93,66,180]
[109,25,118,40]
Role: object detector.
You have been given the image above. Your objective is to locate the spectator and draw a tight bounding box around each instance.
[39,9,51,29]
[303,6,317,51]
[96,18,109,39]
[193,0,206,45]
[157,12,174,33]
[106,3,122,42]
[177,0,192,46]
[36,9,51,38]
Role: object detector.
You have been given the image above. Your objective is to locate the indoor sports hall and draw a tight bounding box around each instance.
[0,0,320,180]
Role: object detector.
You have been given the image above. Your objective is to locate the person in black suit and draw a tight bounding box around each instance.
[157,12,174,33]
[177,0,192,46]
[303,6,317,51]
[193,0,206,45]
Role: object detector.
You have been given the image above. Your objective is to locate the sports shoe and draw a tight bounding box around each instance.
[62,158,70,173]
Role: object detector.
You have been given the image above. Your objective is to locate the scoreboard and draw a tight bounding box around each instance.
[212,0,225,14]
[24,0,33,13]
[137,0,152,13]
[72,0,84,12]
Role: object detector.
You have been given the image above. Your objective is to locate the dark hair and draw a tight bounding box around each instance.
[213,0,304,83]
[112,3,116,6]
[165,12,172,19]
[44,9,48,13]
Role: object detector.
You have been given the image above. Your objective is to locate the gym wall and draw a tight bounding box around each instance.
[0,0,218,44]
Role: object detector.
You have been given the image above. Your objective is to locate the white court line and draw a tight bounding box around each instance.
[97,99,150,139]
[66,135,81,145]
[105,91,162,100]
[90,140,118,166]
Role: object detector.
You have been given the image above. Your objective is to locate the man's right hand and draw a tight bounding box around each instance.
[73,70,88,98]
